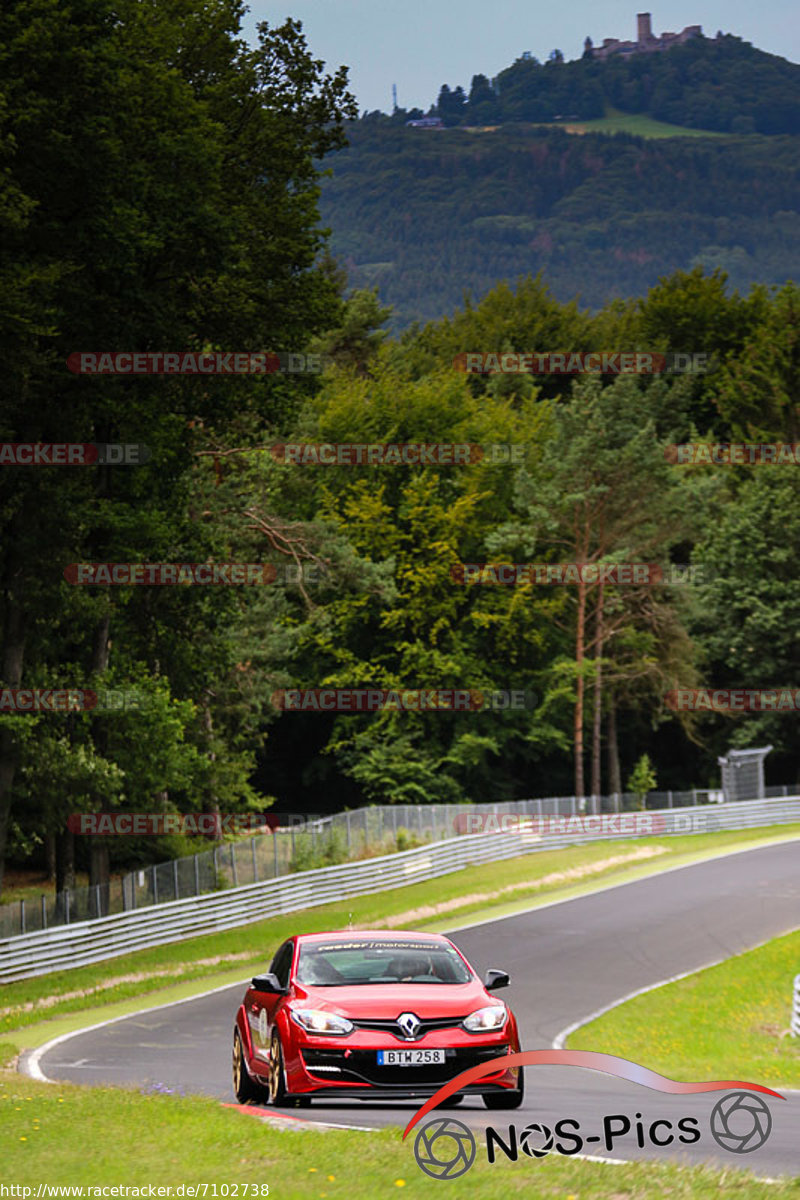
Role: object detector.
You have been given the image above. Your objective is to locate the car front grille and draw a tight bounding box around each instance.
[302,1044,507,1087]
[350,1016,466,1038]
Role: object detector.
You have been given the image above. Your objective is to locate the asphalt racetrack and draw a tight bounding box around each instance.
[32,840,800,1177]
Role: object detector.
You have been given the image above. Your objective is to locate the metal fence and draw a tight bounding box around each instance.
[793,974,800,1039]
[0,793,798,984]
[0,784,796,941]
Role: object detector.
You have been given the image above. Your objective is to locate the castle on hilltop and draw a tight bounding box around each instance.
[591,12,703,60]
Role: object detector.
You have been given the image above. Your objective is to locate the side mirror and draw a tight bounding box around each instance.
[484,968,510,992]
[251,972,286,994]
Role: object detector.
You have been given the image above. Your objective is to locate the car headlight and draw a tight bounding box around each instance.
[290,1008,354,1036]
[462,1005,507,1033]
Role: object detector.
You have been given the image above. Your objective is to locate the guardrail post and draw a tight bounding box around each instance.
[792,975,800,1038]
[65,890,70,925]
[41,894,47,930]
[345,811,352,853]
[194,854,200,895]
[230,842,238,886]
[251,837,258,883]
[20,899,25,935]
[152,864,158,905]
[173,859,179,900]
[273,831,278,876]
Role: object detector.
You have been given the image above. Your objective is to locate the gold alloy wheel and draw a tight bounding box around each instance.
[268,1031,283,1102]
[232,1033,244,1093]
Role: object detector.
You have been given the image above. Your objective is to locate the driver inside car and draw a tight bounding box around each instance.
[392,953,436,981]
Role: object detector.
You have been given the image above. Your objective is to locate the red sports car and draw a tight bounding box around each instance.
[232,929,523,1108]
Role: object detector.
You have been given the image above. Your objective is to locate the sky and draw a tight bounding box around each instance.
[246,0,800,114]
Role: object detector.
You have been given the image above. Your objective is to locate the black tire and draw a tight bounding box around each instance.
[482,1065,524,1110]
[267,1029,311,1107]
[232,1029,268,1104]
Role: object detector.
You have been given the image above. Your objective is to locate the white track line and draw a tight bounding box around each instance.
[23,977,247,1083]
[551,922,800,1098]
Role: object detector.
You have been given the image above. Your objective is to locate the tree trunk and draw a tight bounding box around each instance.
[607,695,622,796]
[590,583,605,802]
[86,612,112,902]
[574,575,586,800]
[92,612,111,676]
[0,596,26,897]
[56,829,76,893]
[202,698,222,841]
[44,832,57,881]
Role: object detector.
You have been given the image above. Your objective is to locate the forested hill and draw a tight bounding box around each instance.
[319,125,800,330]
[409,35,800,135]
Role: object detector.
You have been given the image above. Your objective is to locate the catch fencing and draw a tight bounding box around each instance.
[0,793,798,984]
[0,785,796,941]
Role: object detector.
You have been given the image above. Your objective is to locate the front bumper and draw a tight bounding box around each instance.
[301,1043,508,1088]
[279,1034,519,1097]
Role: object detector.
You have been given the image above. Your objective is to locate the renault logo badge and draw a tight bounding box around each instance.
[397,1012,422,1039]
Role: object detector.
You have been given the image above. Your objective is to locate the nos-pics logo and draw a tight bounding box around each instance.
[404,1051,782,1180]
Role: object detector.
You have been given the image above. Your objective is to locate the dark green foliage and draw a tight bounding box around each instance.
[443,35,800,135]
[320,124,800,330]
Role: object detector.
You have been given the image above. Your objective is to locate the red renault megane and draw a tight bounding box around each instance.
[232,930,523,1108]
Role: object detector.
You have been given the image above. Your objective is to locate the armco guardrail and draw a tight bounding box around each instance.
[3,784,796,939]
[1,795,798,983]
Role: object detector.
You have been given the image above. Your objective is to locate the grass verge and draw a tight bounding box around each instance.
[568,927,800,1087]
[3,825,799,1053]
[563,105,731,138]
[0,1069,796,1194]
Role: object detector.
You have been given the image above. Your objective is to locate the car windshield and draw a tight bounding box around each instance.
[296,938,472,986]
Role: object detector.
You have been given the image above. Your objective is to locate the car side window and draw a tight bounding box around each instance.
[270,941,294,988]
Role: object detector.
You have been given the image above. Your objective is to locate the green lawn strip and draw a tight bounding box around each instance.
[573,109,731,138]
[0,1071,794,1195]
[527,106,732,138]
[4,826,799,1053]
[568,927,800,1088]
